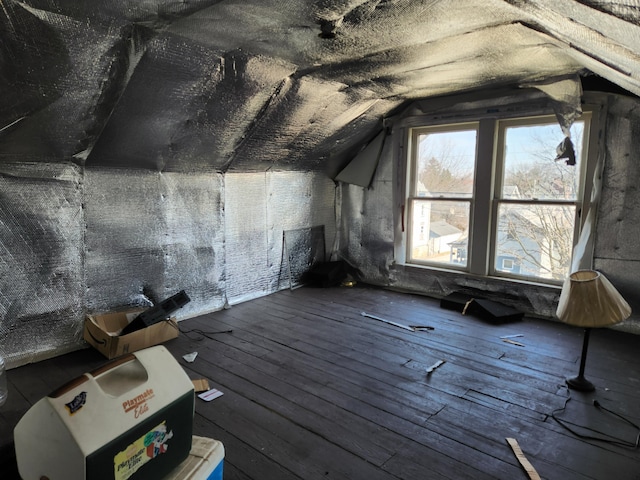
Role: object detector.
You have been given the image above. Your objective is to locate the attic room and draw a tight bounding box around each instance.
[2,0,640,479]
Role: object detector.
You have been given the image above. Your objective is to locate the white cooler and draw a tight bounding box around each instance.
[14,345,195,480]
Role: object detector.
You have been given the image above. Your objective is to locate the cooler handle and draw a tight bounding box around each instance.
[89,353,136,378]
[49,354,143,399]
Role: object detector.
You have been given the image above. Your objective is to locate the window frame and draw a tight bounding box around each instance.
[406,122,479,271]
[400,105,597,286]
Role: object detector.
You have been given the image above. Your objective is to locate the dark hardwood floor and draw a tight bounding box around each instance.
[2,284,640,479]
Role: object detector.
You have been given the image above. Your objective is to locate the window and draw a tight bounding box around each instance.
[502,258,515,271]
[405,111,593,284]
[408,124,476,267]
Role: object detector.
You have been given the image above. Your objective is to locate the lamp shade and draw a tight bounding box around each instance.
[556,270,631,328]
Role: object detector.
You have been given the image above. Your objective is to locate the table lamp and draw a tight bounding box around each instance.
[556,270,631,391]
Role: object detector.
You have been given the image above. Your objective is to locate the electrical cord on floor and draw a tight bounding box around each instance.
[551,388,640,449]
[179,326,233,341]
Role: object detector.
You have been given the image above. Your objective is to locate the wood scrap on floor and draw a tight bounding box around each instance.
[426,360,446,374]
[502,338,525,347]
[360,312,434,332]
[506,437,541,480]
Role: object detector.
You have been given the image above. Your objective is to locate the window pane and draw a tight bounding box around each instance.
[502,122,584,201]
[495,203,576,281]
[410,199,469,267]
[416,129,476,198]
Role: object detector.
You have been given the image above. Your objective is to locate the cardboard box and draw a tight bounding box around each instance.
[165,436,224,480]
[84,309,179,359]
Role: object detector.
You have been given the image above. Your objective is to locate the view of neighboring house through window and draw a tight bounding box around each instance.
[406,112,591,284]
[409,125,476,268]
[494,117,586,281]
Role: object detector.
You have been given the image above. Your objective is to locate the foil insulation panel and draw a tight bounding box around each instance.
[591,94,640,333]
[8,0,640,174]
[0,3,134,159]
[84,169,226,318]
[0,162,84,368]
[283,226,327,288]
[225,171,337,305]
[86,35,298,172]
[225,75,390,172]
[581,1,640,24]
[338,135,396,285]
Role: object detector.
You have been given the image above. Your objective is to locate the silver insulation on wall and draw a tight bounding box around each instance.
[1,166,337,367]
[84,169,226,318]
[338,133,396,285]
[225,171,337,305]
[591,94,640,333]
[0,162,84,368]
[283,226,327,289]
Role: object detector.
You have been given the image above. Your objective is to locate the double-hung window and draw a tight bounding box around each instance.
[406,110,593,284]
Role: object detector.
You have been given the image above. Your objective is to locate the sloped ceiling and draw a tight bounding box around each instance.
[1,0,639,174]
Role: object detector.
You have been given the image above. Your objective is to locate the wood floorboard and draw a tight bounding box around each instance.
[174,341,400,473]
[245,295,564,418]
[2,284,640,480]
[261,288,579,378]
[189,322,522,479]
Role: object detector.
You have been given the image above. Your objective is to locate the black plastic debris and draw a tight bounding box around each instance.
[440,292,523,323]
[555,136,576,166]
[121,290,191,335]
[303,261,347,288]
[468,298,524,323]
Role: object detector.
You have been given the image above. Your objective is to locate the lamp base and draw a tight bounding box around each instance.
[566,375,595,392]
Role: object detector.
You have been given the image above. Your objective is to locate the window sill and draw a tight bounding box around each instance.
[399,262,561,289]
[387,263,563,319]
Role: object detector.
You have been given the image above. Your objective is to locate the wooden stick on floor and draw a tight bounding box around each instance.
[506,437,541,480]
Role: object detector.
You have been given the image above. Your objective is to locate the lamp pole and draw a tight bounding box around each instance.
[566,328,595,392]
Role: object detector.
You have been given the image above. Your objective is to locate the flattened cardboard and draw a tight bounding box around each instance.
[84,309,179,359]
[440,292,524,323]
[469,298,524,323]
[164,436,224,480]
